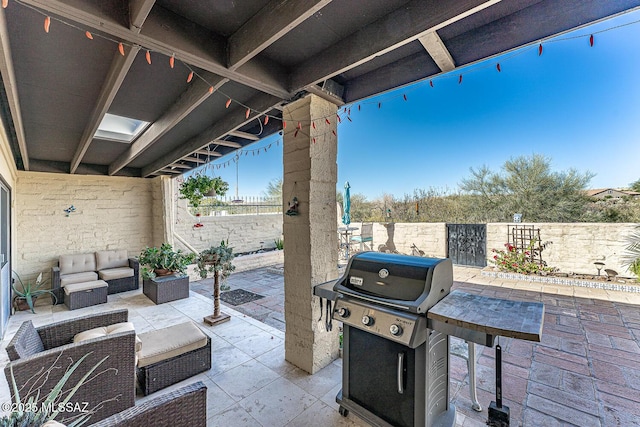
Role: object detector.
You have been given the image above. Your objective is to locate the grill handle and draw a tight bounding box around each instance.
[397,352,405,394]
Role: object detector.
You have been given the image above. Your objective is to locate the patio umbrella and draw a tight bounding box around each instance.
[342,181,351,226]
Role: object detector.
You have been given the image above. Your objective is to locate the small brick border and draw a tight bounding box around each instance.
[481,269,640,293]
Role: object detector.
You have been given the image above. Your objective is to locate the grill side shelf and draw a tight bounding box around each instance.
[313,279,340,301]
[427,290,544,344]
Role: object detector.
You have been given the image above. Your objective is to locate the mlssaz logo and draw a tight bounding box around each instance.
[378,269,389,279]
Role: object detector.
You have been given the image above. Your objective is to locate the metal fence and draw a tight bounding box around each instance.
[190,196,282,216]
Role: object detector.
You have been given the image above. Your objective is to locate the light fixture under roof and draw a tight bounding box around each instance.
[94,113,150,143]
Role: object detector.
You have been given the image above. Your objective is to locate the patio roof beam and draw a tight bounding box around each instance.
[227,131,260,141]
[228,0,333,70]
[0,8,29,170]
[182,156,206,164]
[211,140,242,148]
[141,93,281,177]
[21,0,291,99]
[168,163,191,169]
[71,45,140,174]
[418,31,456,72]
[289,0,501,91]
[108,73,226,175]
[305,82,345,106]
[129,0,156,32]
[193,150,223,156]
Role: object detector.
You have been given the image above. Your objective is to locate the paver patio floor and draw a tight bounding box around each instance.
[0,265,638,426]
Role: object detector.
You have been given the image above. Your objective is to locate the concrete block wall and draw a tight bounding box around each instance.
[172,181,283,255]
[345,220,637,276]
[15,171,160,283]
[487,223,638,276]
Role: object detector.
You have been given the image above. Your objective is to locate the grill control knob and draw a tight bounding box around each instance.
[361,315,374,326]
[389,324,403,336]
[337,307,350,318]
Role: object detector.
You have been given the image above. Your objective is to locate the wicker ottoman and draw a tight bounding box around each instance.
[64,280,108,310]
[137,321,211,395]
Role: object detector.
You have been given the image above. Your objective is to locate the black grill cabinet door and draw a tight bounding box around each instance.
[348,327,416,427]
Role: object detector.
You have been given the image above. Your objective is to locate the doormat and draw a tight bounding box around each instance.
[219,289,265,306]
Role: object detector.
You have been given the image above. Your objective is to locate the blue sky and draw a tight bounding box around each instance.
[203,10,640,200]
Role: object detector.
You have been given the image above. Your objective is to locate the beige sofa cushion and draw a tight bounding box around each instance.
[60,271,98,287]
[74,322,142,352]
[59,253,96,275]
[96,250,129,271]
[137,321,208,368]
[99,267,134,281]
[64,280,108,295]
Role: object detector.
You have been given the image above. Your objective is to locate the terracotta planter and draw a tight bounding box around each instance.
[14,296,36,312]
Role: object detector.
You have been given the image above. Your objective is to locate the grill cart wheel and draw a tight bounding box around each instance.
[339,406,349,417]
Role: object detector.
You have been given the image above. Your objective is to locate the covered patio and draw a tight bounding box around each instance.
[0,0,639,425]
[1,267,639,426]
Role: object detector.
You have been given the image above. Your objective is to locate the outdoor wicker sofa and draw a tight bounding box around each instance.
[51,250,140,305]
[5,310,136,424]
[89,381,207,427]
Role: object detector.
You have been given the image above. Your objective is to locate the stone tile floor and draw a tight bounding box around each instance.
[1,266,639,426]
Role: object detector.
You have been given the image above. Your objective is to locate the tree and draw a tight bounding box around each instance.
[263,177,282,202]
[459,154,594,222]
[630,178,640,193]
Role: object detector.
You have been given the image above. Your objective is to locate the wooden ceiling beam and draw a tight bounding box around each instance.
[142,93,281,177]
[168,163,191,169]
[21,0,291,99]
[108,73,226,175]
[193,150,223,156]
[228,0,332,70]
[129,0,156,33]
[211,140,242,148]
[418,31,456,72]
[227,131,259,141]
[71,45,140,174]
[182,156,206,164]
[0,8,29,170]
[289,0,501,91]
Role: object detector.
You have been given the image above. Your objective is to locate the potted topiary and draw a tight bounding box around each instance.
[201,240,236,326]
[138,243,195,279]
[179,175,229,209]
[195,240,235,280]
[12,272,57,313]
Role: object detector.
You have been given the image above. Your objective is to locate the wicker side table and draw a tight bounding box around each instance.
[143,274,189,304]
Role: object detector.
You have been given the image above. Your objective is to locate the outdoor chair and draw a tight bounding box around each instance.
[89,381,207,427]
[350,222,374,251]
[5,309,136,425]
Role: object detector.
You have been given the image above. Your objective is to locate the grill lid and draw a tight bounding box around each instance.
[333,252,453,314]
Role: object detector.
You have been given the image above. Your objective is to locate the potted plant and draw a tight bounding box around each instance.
[179,175,229,209]
[12,272,57,313]
[195,240,235,280]
[201,240,236,326]
[2,354,105,426]
[138,243,195,279]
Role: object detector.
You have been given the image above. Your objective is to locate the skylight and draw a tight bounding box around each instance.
[94,113,150,143]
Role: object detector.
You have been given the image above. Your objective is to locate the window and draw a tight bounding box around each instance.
[94,113,150,143]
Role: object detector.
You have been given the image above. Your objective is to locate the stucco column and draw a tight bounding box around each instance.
[283,94,340,374]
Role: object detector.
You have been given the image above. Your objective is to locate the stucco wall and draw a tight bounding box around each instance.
[487,223,637,276]
[352,220,636,276]
[15,171,162,282]
[172,179,283,254]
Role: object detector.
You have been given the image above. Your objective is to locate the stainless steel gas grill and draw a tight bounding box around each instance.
[332,252,456,427]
